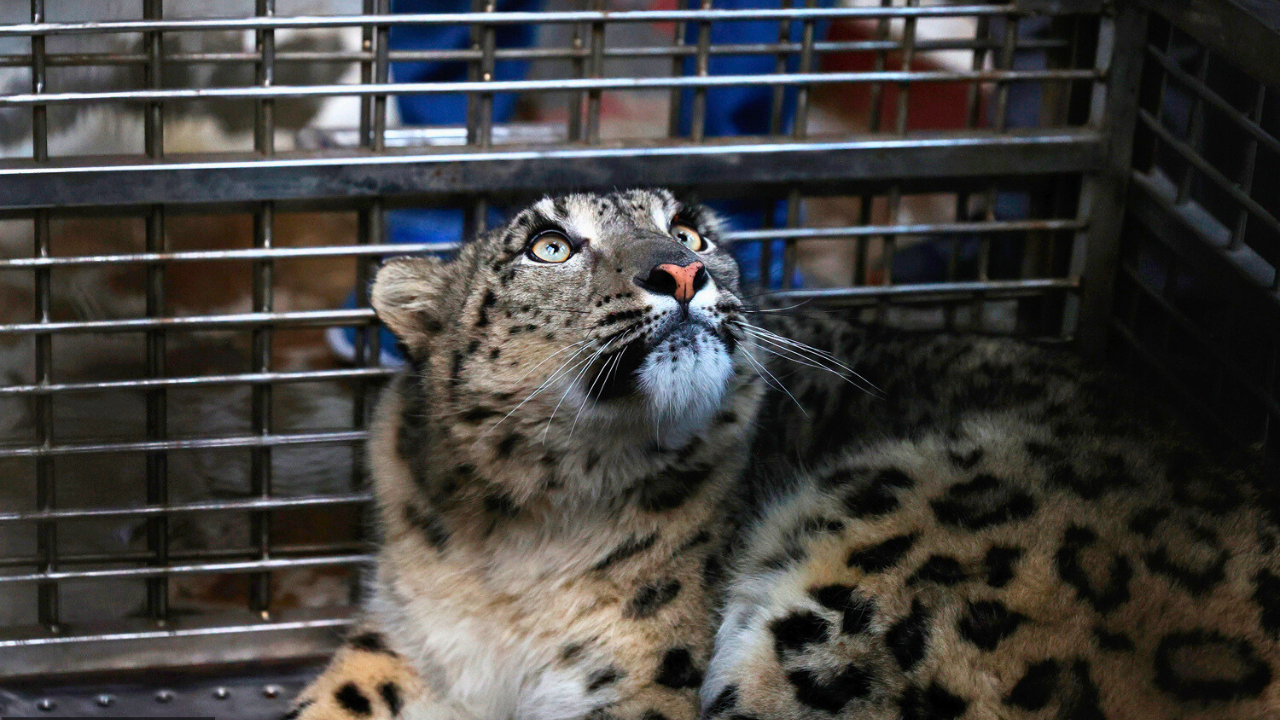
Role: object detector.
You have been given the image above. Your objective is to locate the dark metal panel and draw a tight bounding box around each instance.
[0,131,1104,210]
[1137,0,1280,88]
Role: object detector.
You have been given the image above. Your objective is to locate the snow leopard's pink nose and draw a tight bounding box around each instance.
[640,261,706,303]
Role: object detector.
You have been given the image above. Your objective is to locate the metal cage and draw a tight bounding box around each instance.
[0,0,1277,716]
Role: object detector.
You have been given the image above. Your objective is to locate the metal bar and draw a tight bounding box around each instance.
[780,0,817,290]
[0,130,1106,210]
[1127,171,1280,320]
[0,493,374,525]
[1230,84,1266,250]
[689,0,712,142]
[585,0,605,144]
[0,7,1029,37]
[1143,43,1280,169]
[0,430,368,460]
[1174,47,1211,204]
[1139,108,1280,265]
[248,0,278,619]
[28,0,58,636]
[0,555,374,586]
[853,0,893,287]
[1073,3,1147,356]
[0,219,1086,270]
[142,0,169,628]
[0,68,1100,108]
[567,6,588,142]
[761,276,1077,302]
[0,37,1074,68]
[0,367,393,397]
[0,543,368,569]
[768,0,793,136]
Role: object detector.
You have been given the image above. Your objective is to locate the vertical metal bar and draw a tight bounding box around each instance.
[947,14,992,329]
[1230,83,1266,250]
[585,0,605,145]
[142,0,169,625]
[853,0,894,286]
[780,0,817,291]
[567,6,588,142]
[768,0,793,136]
[1074,3,1148,355]
[1174,48,1210,204]
[465,0,496,239]
[666,1,689,138]
[690,0,713,142]
[249,0,277,618]
[974,13,1020,325]
[29,0,58,634]
[877,0,919,308]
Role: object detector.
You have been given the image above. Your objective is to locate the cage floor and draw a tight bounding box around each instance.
[0,661,323,720]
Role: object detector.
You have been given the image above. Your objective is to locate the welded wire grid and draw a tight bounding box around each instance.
[0,1,1112,677]
[1117,11,1280,463]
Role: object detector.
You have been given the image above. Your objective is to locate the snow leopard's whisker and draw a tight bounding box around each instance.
[541,342,611,445]
[569,349,623,443]
[476,340,599,444]
[739,344,807,417]
[742,328,881,398]
[737,323,882,397]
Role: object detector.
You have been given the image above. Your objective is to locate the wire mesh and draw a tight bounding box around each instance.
[0,0,1241,681]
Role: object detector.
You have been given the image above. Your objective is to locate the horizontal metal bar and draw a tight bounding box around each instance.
[0,37,1074,69]
[0,367,393,396]
[1144,43,1280,160]
[0,492,372,524]
[727,218,1086,242]
[0,68,1099,107]
[0,608,349,679]
[0,542,367,570]
[0,308,371,335]
[766,277,1079,303]
[1138,0,1280,89]
[0,608,351,650]
[1138,109,1280,267]
[0,241,449,270]
[1127,171,1280,323]
[0,430,366,459]
[0,554,374,585]
[0,130,1105,210]
[0,220,1085,269]
[0,6,1022,38]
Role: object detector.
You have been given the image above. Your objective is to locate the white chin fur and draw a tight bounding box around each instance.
[637,327,733,446]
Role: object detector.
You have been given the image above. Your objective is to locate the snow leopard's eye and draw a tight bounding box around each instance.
[671,223,707,252]
[528,231,574,263]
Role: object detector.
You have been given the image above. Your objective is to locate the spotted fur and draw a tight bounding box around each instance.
[287,192,1278,720]
[704,325,1280,720]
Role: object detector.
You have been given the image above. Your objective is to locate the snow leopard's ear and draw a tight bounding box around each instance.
[372,256,451,351]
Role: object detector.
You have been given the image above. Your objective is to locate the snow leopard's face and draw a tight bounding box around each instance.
[373,189,756,447]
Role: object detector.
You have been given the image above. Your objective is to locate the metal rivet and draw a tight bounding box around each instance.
[96,694,115,707]
[214,687,230,700]
[482,72,492,82]
[155,690,174,703]
[263,685,281,699]
[36,699,55,712]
